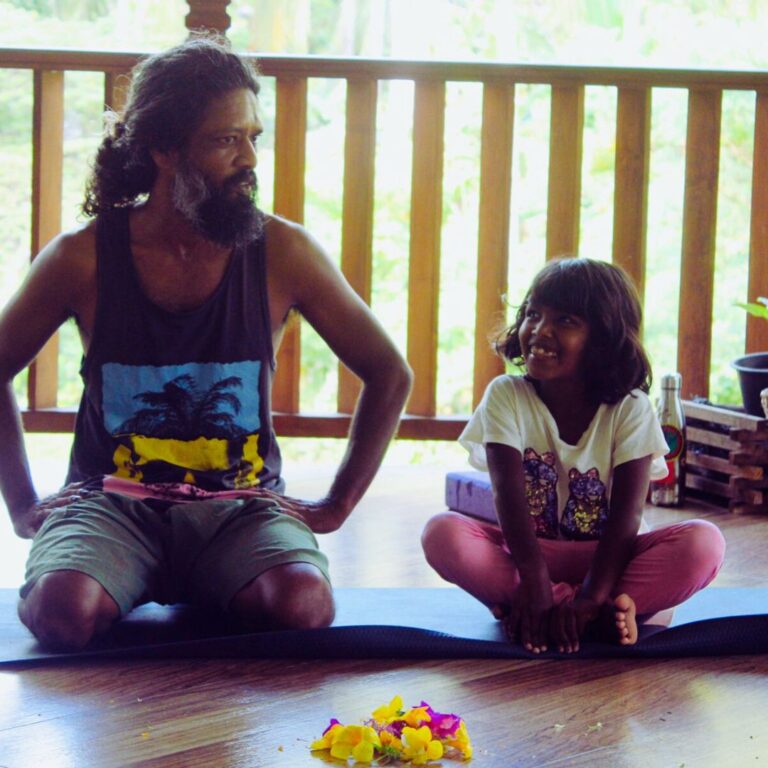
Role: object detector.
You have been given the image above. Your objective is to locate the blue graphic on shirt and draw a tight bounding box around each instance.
[101,360,263,488]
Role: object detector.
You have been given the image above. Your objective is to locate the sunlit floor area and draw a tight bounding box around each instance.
[1,436,767,767]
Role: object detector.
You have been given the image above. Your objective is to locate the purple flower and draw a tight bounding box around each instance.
[417,702,462,739]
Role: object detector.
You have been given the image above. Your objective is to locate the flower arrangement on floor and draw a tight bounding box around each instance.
[310,695,473,764]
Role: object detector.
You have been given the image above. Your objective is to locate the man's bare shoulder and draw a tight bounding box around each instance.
[262,214,319,260]
[36,220,97,273]
[24,221,98,315]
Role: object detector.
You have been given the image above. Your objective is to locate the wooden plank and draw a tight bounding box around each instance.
[746,91,768,353]
[687,425,739,451]
[406,80,445,416]
[20,408,76,433]
[103,68,132,113]
[473,81,514,408]
[546,84,584,259]
[686,451,763,480]
[28,69,64,411]
[271,77,307,414]
[612,87,650,297]
[338,78,377,414]
[677,89,722,400]
[271,413,465,440]
[683,399,768,430]
[8,48,768,90]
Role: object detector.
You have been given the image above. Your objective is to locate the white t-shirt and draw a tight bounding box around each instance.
[460,375,669,541]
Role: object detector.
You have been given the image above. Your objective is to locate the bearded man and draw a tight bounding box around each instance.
[0,35,412,650]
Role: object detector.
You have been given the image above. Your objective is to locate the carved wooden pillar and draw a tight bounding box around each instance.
[185,0,231,35]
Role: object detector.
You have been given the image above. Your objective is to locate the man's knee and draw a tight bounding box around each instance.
[19,570,119,651]
[231,563,334,630]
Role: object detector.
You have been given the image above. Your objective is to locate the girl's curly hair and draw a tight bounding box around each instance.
[83,33,260,216]
[496,257,652,404]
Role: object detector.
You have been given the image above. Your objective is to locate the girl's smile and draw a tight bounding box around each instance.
[519,301,590,387]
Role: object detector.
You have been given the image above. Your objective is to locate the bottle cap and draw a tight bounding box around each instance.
[660,372,682,389]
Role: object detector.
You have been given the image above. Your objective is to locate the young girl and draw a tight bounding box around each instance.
[422,257,725,653]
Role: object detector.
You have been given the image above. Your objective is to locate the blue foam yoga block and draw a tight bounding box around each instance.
[445,470,497,523]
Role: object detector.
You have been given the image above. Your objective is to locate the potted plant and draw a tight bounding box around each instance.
[733,297,768,417]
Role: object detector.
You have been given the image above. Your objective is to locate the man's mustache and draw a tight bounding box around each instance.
[224,170,257,191]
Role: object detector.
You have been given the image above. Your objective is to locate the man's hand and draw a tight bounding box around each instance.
[250,488,347,534]
[503,575,554,654]
[549,595,602,654]
[10,482,91,539]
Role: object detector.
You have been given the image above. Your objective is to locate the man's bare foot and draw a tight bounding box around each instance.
[614,593,638,646]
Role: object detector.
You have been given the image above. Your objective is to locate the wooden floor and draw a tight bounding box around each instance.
[1,457,767,767]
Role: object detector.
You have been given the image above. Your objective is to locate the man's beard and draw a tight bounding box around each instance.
[172,159,264,248]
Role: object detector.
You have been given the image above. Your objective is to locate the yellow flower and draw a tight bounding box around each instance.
[372,695,404,725]
[379,729,404,756]
[400,725,444,765]
[445,720,473,759]
[329,724,381,763]
[403,705,431,728]
[309,721,344,752]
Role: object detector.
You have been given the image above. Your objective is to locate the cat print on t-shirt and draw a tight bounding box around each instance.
[560,467,609,540]
[522,448,559,539]
[522,449,609,541]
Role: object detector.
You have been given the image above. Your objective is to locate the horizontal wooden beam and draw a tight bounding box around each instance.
[21,409,466,441]
[4,48,768,91]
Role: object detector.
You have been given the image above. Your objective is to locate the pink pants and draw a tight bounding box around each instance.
[421,512,725,622]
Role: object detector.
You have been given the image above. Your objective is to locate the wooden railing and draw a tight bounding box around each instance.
[2,47,768,440]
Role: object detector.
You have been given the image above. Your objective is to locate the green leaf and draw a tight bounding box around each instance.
[735,301,768,320]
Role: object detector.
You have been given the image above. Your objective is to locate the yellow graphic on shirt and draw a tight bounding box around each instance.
[112,434,263,487]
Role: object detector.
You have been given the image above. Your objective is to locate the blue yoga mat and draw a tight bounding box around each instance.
[1,587,766,665]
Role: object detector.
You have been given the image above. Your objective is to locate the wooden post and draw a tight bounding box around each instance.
[473,81,514,408]
[546,84,584,260]
[185,0,231,35]
[612,87,651,299]
[271,77,308,414]
[677,89,722,400]
[28,70,64,411]
[406,80,445,417]
[746,91,768,354]
[338,78,378,414]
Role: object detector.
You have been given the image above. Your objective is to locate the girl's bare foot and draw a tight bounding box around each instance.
[614,593,638,645]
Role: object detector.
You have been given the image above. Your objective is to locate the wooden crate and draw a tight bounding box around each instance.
[682,400,768,513]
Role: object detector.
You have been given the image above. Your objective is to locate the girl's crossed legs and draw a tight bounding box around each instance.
[421,511,725,633]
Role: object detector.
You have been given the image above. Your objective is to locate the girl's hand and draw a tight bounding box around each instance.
[549,596,601,654]
[503,575,554,654]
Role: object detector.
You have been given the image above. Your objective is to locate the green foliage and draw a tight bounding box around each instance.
[737,300,768,321]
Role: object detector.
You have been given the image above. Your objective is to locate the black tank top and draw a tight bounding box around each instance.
[67,208,284,494]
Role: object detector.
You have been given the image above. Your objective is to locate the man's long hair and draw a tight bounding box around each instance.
[83,34,260,217]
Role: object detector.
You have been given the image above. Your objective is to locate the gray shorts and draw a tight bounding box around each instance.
[21,492,330,616]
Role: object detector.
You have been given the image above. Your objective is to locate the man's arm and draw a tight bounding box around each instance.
[265,218,413,532]
[0,228,95,537]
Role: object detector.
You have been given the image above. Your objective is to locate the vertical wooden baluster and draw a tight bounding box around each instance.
[546,84,584,260]
[272,76,307,414]
[473,80,514,408]
[28,70,64,412]
[678,89,722,399]
[612,87,651,299]
[185,0,231,35]
[746,91,768,354]
[338,78,378,414]
[406,80,445,417]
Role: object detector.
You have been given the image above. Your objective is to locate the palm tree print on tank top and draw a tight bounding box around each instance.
[102,361,264,489]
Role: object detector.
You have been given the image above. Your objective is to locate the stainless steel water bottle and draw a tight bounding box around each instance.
[650,373,686,506]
